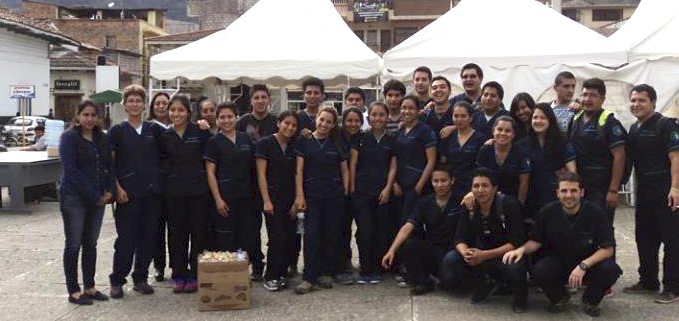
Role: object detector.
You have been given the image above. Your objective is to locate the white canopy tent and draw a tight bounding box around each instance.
[382,0,627,106]
[150,0,382,87]
[608,0,679,116]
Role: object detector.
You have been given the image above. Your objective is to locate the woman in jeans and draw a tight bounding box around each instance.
[59,100,114,305]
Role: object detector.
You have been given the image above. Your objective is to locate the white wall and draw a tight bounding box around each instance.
[0,28,51,117]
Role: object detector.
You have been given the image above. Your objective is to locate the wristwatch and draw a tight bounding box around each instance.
[579,262,589,271]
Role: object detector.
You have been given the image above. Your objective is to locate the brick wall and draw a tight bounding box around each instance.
[22,1,58,20]
[392,0,450,16]
[56,20,141,53]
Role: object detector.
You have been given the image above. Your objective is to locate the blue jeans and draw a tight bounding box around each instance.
[60,193,105,295]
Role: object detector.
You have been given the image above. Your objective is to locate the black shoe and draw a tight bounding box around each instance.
[68,294,93,305]
[154,270,165,282]
[547,292,571,313]
[512,297,528,313]
[133,282,154,295]
[84,291,109,301]
[582,302,601,317]
[110,286,123,299]
[317,276,333,289]
[471,280,501,304]
[622,282,658,295]
[410,284,435,296]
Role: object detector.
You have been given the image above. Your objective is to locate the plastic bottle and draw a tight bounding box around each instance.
[296,212,305,234]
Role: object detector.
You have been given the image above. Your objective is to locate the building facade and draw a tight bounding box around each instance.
[186,0,258,30]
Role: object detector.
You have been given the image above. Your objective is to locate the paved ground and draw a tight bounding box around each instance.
[1,198,678,321]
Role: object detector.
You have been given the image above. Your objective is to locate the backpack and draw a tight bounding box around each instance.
[569,109,633,185]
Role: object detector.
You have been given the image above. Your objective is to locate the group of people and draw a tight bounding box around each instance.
[57,63,679,318]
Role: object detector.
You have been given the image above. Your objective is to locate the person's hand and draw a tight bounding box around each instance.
[263,200,274,215]
[301,128,312,138]
[484,138,495,146]
[116,186,129,204]
[215,198,229,217]
[461,191,475,210]
[102,192,114,204]
[414,182,424,195]
[568,265,586,289]
[393,183,403,197]
[502,248,525,265]
[463,248,485,266]
[668,187,679,212]
[606,190,618,209]
[294,196,307,212]
[197,119,210,130]
[568,99,582,113]
[381,251,396,270]
[378,187,391,205]
[288,203,297,219]
[439,125,456,139]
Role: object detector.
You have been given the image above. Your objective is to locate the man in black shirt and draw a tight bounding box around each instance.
[450,63,483,108]
[471,82,509,138]
[623,84,679,304]
[235,84,278,281]
[412,66,433,109]
[381,164,463,295]
[503,172,621,317]
[420,76,454,138]
[452,167,527,312]
[567,78,626,225]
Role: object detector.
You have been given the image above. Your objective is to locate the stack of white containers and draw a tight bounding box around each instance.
[45,119,65,157]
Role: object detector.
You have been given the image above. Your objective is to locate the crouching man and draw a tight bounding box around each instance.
[381,164,463,295]
[451,167,528,312]
[503,172,621,317]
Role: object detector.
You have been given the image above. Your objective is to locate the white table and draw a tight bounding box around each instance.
[0,151,61,212]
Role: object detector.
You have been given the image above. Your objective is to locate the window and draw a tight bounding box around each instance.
[380,30,392,51]
[105,35,117,48]
[394,27,417,45]
[366,30,378,51]
[562,9,577,21]
[592,9,622,22]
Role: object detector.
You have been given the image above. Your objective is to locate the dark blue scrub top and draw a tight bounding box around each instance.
[476,144,531,198]
[352,131,395,198]
[294,135,347,199]
[255,134,297,204]
[161,122,212,197]
[297,110,316,133]
[203,131,255,200]
[518,135,575,210]
[108,121,165,198]
[439,129,488,193]
[471,108,509,138]
[393,122,438,189]
[419,106,454,137]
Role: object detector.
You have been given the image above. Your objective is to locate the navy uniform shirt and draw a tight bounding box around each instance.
[531,200,615,262]
[237,113,278,143]
[450,93,480,111]
[352,131,395,198]
[407,193,464,250]
[455,194,526,250]
[417,97,434,110]
[628,113,679,205]
[519,136,576,211]
[160,122,212,197]
[439,129,488,195]
[60,127,113,204]
[419,106,454,137]
[297,110,316,133]
[255,134,297,205]
[476,144,531,198]
[393,122,438,189]
[108,121,165,198]
[294,135,347,200]
[203,131,255,200]
[568,110,627,190]
[471,108,509,138]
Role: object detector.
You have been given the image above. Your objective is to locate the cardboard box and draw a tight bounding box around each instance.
[47,146,59,158]
[198,255,251,311]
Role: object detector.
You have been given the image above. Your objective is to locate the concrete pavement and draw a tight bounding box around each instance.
[0,199,677,321]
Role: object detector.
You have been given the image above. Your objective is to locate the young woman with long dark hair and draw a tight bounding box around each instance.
[509,92,536,141]
[59,100,113,305]
[256,111,299,292]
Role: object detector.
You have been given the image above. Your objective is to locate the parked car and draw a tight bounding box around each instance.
[2,116,47,144]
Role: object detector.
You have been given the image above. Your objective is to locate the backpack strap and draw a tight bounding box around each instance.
[495,192,506,230]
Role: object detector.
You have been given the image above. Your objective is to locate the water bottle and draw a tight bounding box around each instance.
[296,212,305,234]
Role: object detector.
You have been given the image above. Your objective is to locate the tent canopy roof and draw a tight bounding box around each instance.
[384,0,627,76]
[150,0,381,85]
[607,0,679,62]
